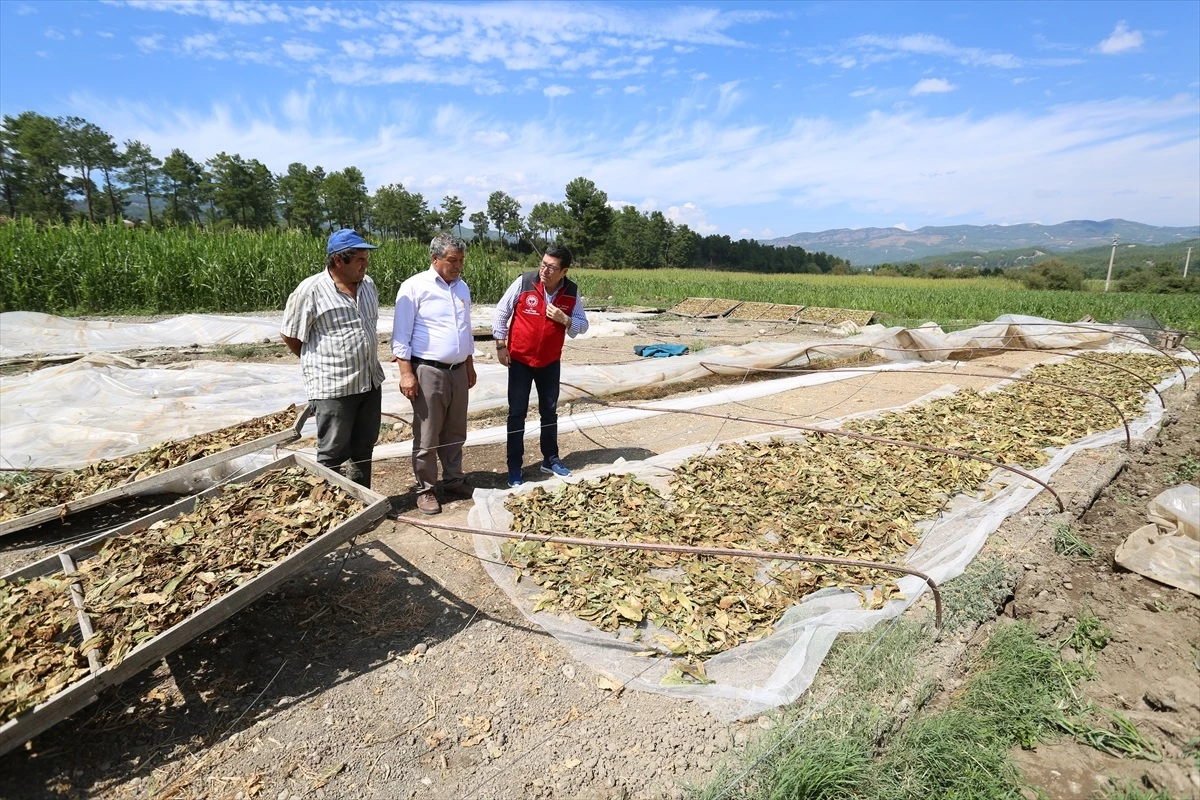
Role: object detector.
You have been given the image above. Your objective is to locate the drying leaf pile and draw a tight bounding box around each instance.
[0,466,363,725]
[503,352,1179,658]
[0,576,92,723]
[78,467,363,668]
[0,406,299,522]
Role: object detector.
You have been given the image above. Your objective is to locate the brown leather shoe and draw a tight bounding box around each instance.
[416,491,441,515]
[442,481,474,500]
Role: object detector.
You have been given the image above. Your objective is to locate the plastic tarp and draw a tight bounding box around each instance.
[0,315,1173,471]
[0,308,639,359]
[469,353,1196,721]
[1115,485,1200,595]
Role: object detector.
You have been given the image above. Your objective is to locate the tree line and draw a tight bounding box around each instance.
[0,111,848,274]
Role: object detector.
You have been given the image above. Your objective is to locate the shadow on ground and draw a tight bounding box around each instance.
[1,537,533,799]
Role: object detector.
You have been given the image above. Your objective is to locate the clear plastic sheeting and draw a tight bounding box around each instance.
[1115,485,1200,596]
[0,315,1178,470]
[470,363,1194,721]
[0,308,638,359]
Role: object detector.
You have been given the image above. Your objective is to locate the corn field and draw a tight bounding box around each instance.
[576,268,1200,332]
[0,220,509,313]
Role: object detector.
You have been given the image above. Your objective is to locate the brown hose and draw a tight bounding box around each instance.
[396,515,945,629]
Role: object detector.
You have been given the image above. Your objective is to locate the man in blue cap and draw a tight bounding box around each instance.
[281,229,385,487]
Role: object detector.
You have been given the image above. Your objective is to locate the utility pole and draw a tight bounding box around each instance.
[1184,246,1192,278]
[1103,234,1119,292]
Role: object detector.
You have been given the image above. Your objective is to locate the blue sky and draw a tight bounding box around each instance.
[2,0,1197,238]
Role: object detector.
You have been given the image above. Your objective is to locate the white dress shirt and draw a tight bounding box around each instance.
[391,267,474,363]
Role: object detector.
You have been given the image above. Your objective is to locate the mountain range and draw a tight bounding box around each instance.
[765,219,1200,266]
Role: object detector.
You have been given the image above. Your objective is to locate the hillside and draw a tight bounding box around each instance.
[766,219,1200,265]
[903,238,1199,277]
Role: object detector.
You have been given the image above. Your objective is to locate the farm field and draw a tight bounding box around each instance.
[573,268,1200,332]
[0,221,508,315]
[3,223,1196,335]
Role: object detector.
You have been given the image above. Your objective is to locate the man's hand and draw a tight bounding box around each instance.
[400,371,419,401]
[280,333,303,357]
[466,358,478,389]
[546,305,569,327]
[497,349,511,367]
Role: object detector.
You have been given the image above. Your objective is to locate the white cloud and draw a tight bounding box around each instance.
[97,31,115,38]
[182,33,220,54]
[851,33,1023,68]
[594,86,611,96]
[716,81,743,115]
[624,85,645,94]
[107,0,771,93]
[543,85,573,98]
[1096,21,1144,55]
[64,90,1200,235]
[665,202,718,234]
[281,40,324,62]
[911,78,956,95]
[892,222,909,230]
[16,3,37,14]
[44,27,65,40]
[133,33,164,53]
[849,86,876,98]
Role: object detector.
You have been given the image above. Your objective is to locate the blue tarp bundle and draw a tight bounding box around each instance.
[634,344,690,358]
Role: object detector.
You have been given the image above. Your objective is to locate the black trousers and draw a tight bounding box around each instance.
[312,386,382,488]
[506,358,561,472]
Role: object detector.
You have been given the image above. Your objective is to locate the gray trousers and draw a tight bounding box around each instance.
[410,363,469,493]
[312,386,382,488]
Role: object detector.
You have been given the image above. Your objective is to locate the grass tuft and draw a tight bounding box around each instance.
[1053,524,1096,559]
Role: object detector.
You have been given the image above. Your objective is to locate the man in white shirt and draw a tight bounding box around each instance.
[281,229,385,487]
[391,233,477,515]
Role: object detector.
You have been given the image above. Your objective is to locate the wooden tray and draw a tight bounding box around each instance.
[0,407,312,538]
[0,452,389,755]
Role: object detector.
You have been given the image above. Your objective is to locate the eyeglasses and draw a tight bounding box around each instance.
[539,261,565,273]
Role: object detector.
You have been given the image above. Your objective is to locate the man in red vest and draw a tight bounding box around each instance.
[492,245,589,487]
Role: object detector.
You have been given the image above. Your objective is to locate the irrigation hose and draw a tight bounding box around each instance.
[393,516,944,629]
[560,382,1066,512]
[700,363,1133,450]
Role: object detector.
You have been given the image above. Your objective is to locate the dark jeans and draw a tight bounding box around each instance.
[506,358,561,472]
[312,386,382,488]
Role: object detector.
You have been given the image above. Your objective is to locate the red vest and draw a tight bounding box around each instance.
[508,271,579,369]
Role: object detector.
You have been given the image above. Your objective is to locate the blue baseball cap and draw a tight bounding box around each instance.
[327,229,379,255]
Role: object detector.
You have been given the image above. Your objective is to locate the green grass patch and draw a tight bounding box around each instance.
[1062,606,1112,657]
[941,556,1020,631]
[1164,454,1200,484]
[694,617,1163,800]
[1053,524,1097,559]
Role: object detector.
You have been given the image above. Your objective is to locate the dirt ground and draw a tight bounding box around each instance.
[2,313,1197,800]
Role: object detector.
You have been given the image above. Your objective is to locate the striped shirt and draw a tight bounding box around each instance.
[391,267,474,363]
[281,270,385,400]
